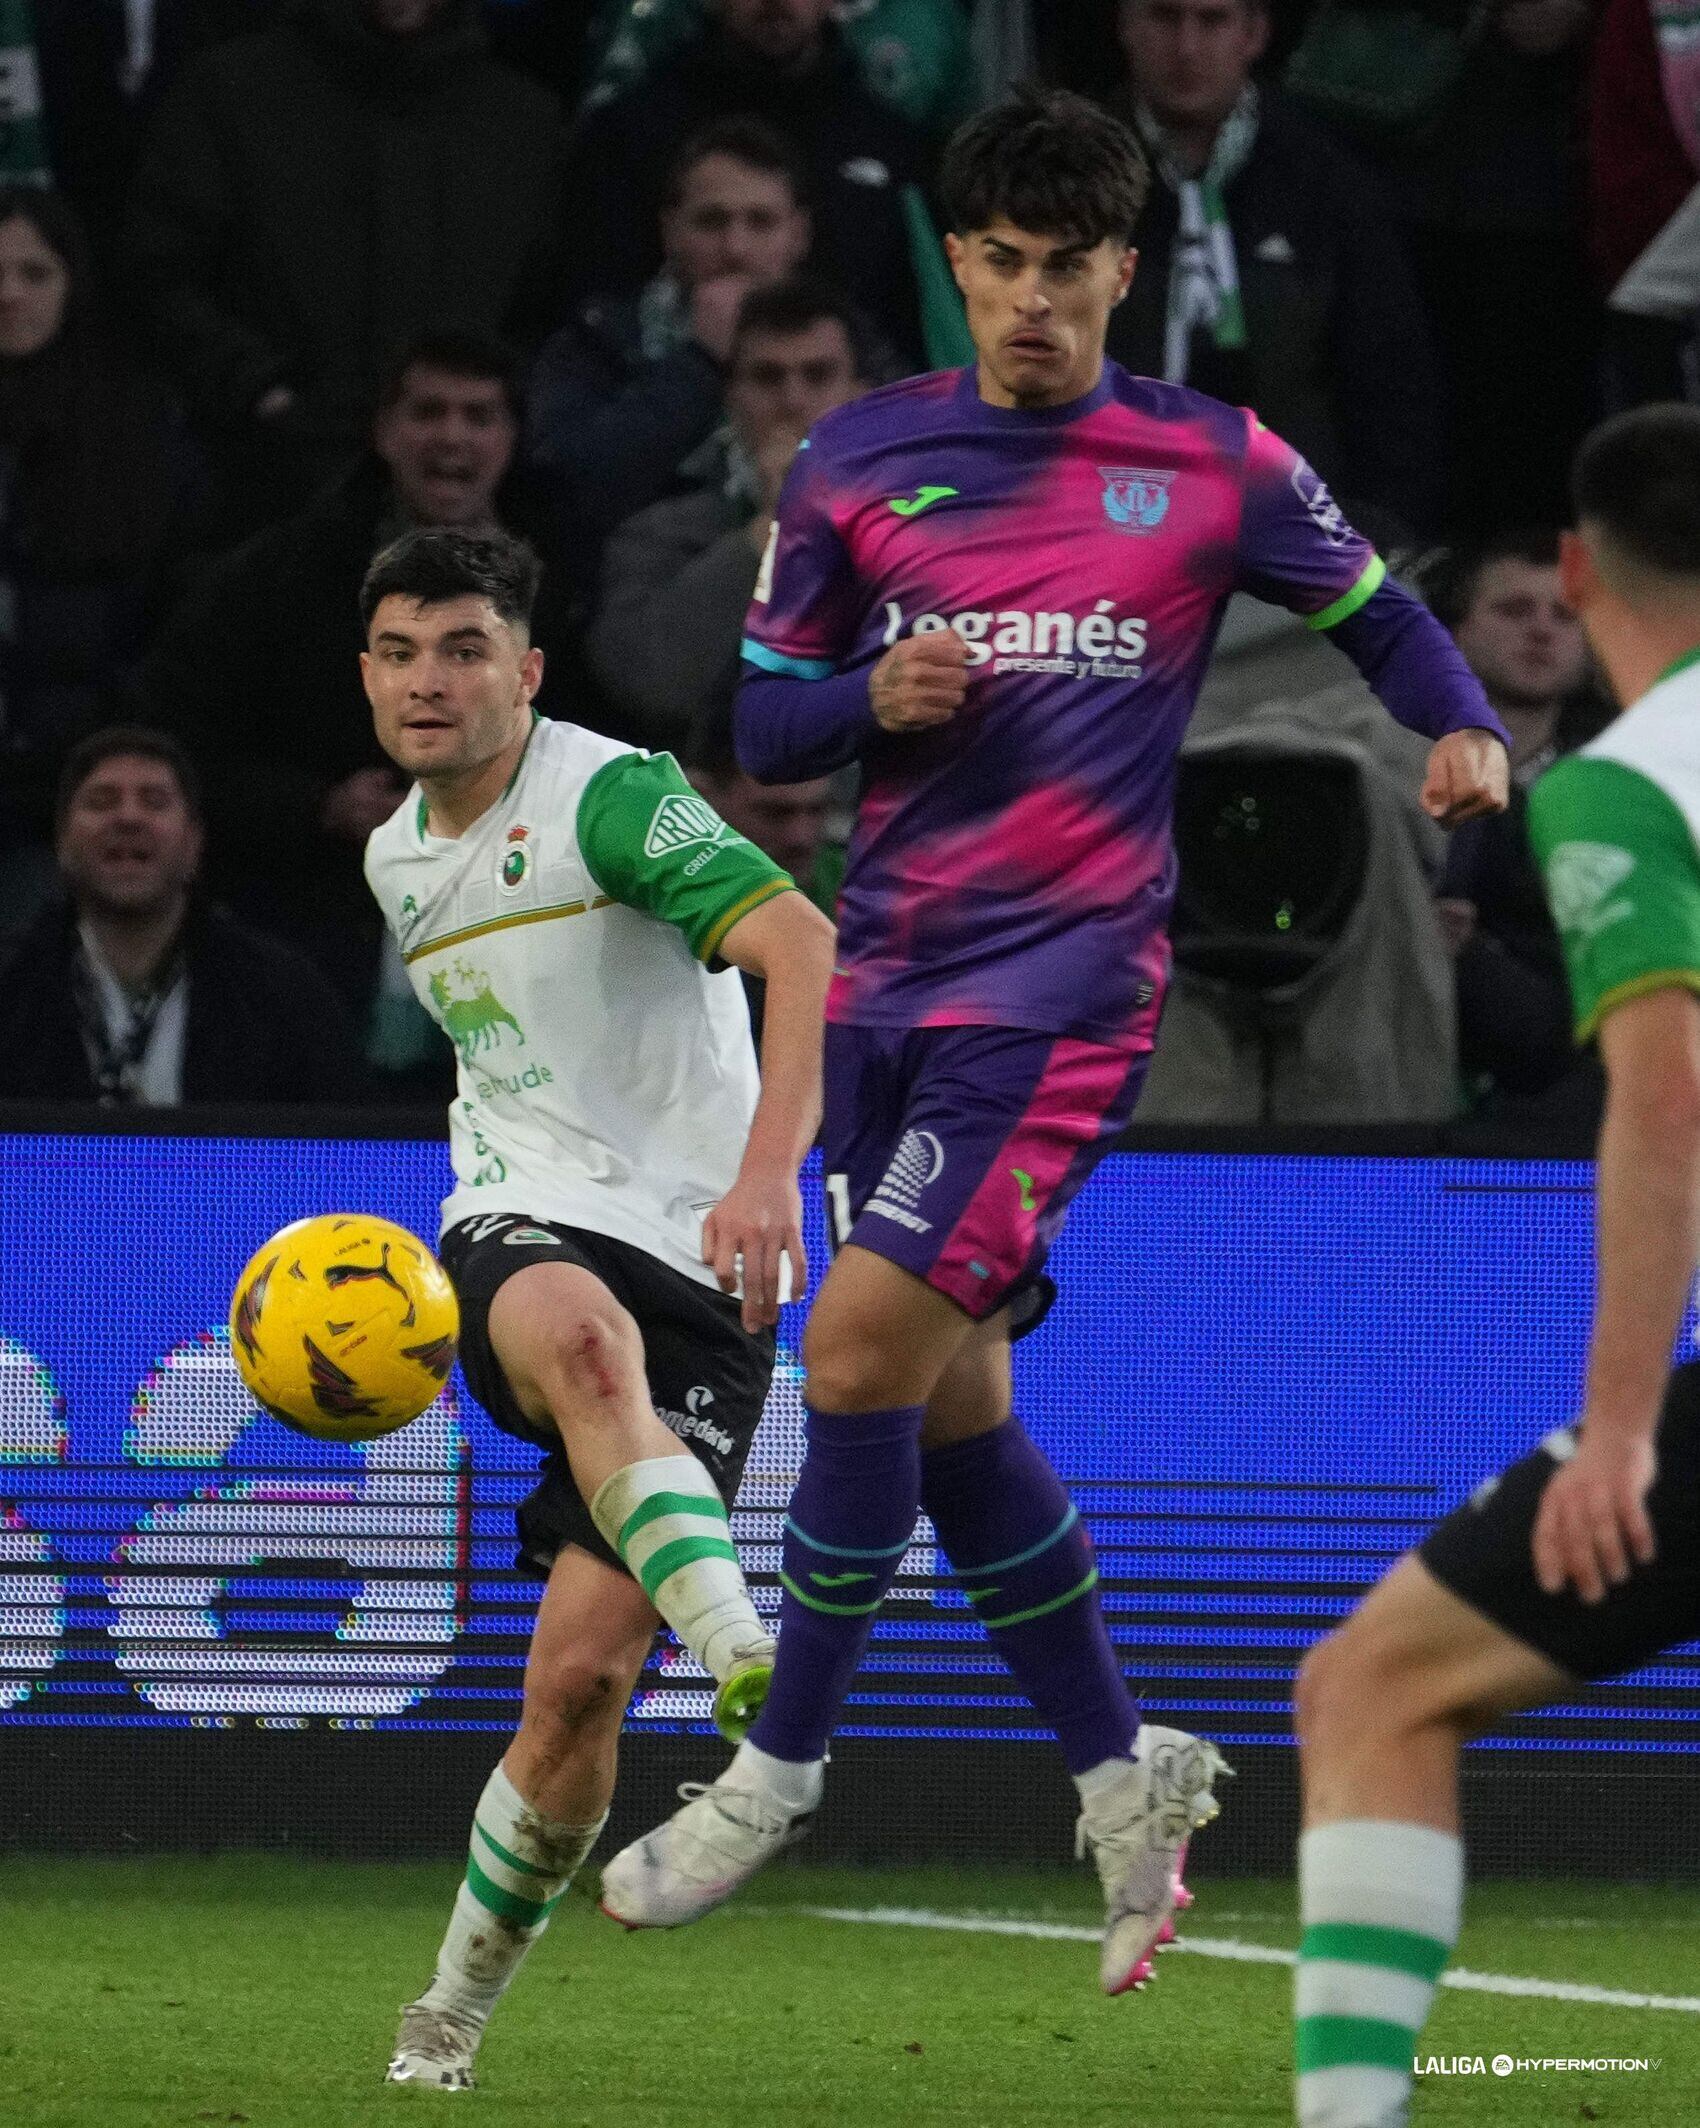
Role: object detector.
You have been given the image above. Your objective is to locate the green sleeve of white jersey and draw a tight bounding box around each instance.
[576,750,794,963]
[1527,753,1700,1042]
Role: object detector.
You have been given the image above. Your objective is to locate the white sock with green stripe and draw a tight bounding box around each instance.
[590,1454,768,1682]
[420,1764,606,2024]
[1295,1819,1463,2127]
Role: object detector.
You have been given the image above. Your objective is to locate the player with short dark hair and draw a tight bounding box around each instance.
[1289,402,1700,2127]
[602,85,1510,1996]
[361,528,835,2090]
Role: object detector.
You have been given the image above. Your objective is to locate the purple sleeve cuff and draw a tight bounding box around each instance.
[1329,577,1512,748]
[734,664,879,783]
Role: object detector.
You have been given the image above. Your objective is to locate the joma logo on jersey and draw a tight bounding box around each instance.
[427,962,527,1063]
[645,792,726,858]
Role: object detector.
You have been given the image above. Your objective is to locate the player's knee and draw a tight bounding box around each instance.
[540,1303,642,1413]
[1294,1629,1360,1757]
[801,1313,913,1412]
[1297,1614,1478,1759]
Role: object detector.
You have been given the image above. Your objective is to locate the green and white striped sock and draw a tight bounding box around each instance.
[1295,1819,1462,2128]
[421,1765,605,2022]
[591,1454,767,1682]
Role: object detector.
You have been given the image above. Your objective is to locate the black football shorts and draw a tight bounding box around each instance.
[439,1213,775,1577]
[1420,1362,1700,1680]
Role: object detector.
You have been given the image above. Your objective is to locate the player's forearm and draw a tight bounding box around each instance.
[1331,579,1512,747]
[737,904,835,1178]
[1586,1082,1700,1438]
[735,666,878,783]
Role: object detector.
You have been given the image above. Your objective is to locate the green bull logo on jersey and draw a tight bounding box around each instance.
[427,961,527,1063]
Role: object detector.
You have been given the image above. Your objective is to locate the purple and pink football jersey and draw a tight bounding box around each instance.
[742,362,1387,1050]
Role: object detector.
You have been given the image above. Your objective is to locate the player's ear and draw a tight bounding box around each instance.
[1558,528,1593,616]
[944,231,968,296]
[520,643,545,702]
[1114,246,1137,305]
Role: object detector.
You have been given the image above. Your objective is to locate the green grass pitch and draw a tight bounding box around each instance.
[4,1857,1698,2125]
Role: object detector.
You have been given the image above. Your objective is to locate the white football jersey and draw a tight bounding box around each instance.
[365,716,793,1288]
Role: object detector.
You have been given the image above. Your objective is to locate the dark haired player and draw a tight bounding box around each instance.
[603,88,1511,1995]
[359,528,834,2089]
[1290,411,1700,2126]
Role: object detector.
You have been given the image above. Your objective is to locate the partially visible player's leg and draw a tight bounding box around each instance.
[490,1258,773,1710]
[599,1246,971,1928]
[921,1322,1227,1991]
[1292,1555,1566,2128]
[923,1318,1138,1775]
[389,1546,658,2090]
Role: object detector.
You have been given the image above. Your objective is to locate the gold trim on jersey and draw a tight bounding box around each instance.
[403,895,615,965]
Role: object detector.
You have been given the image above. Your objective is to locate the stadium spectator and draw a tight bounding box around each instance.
[1103,0,1442,542]
[125,0,565,523]
[1588,0,1698,301]
[1287,0,1597,536]
[563,0,937,366]
[31,1,285,266]
[585,277,869,751]
[138,330,580,1049]
[527,120,815,566]
[0,727,362,1106]
[0,186,199,931]
[577,0,976,129]
[1432,533,1608,1123]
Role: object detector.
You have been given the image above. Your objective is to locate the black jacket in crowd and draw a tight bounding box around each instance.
[125,0,565,446]
[1106,90,1443,543]
[565,22,933,368]
[0,894,362,1105]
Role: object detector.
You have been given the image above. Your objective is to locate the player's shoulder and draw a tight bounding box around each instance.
[804,367,966,459]
[1576,663,1700,813]
[1098,363,1256,460]
[1532,674,1700,860]
[527,712,632,784]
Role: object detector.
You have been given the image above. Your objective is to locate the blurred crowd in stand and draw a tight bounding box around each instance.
[0,0,1673,1130]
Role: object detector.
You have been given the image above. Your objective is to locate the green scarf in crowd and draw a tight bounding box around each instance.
[1136,86,1259,386]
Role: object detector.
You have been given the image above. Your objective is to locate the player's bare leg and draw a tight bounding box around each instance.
[1292,1557,1568,2127]
[923,1316,1228,1994]
[492,1260,774,1737]
[387,1548,658,2090]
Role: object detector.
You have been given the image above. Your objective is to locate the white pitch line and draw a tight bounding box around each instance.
[798,1905,1700,2014]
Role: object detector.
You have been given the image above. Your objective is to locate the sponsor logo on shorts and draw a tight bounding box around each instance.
[867,1128,945,1235]
[657,1383,734,1459]
[502,1225,559,1247]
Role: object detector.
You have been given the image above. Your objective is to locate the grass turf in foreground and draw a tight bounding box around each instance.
[1,1858,1696,2126]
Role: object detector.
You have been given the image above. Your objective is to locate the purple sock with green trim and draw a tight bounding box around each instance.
[747,1402,924,1765]
[921,1418,1138,1773]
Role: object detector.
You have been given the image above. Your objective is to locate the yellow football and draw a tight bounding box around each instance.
[228,1213,459,1442]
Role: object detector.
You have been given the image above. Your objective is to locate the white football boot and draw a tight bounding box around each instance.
[599,1773,812,1928]
[384,2000,483,2091]
[1076,1725,1233,1996]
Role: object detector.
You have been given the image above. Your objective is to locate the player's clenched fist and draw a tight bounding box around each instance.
[870,628,969,732]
